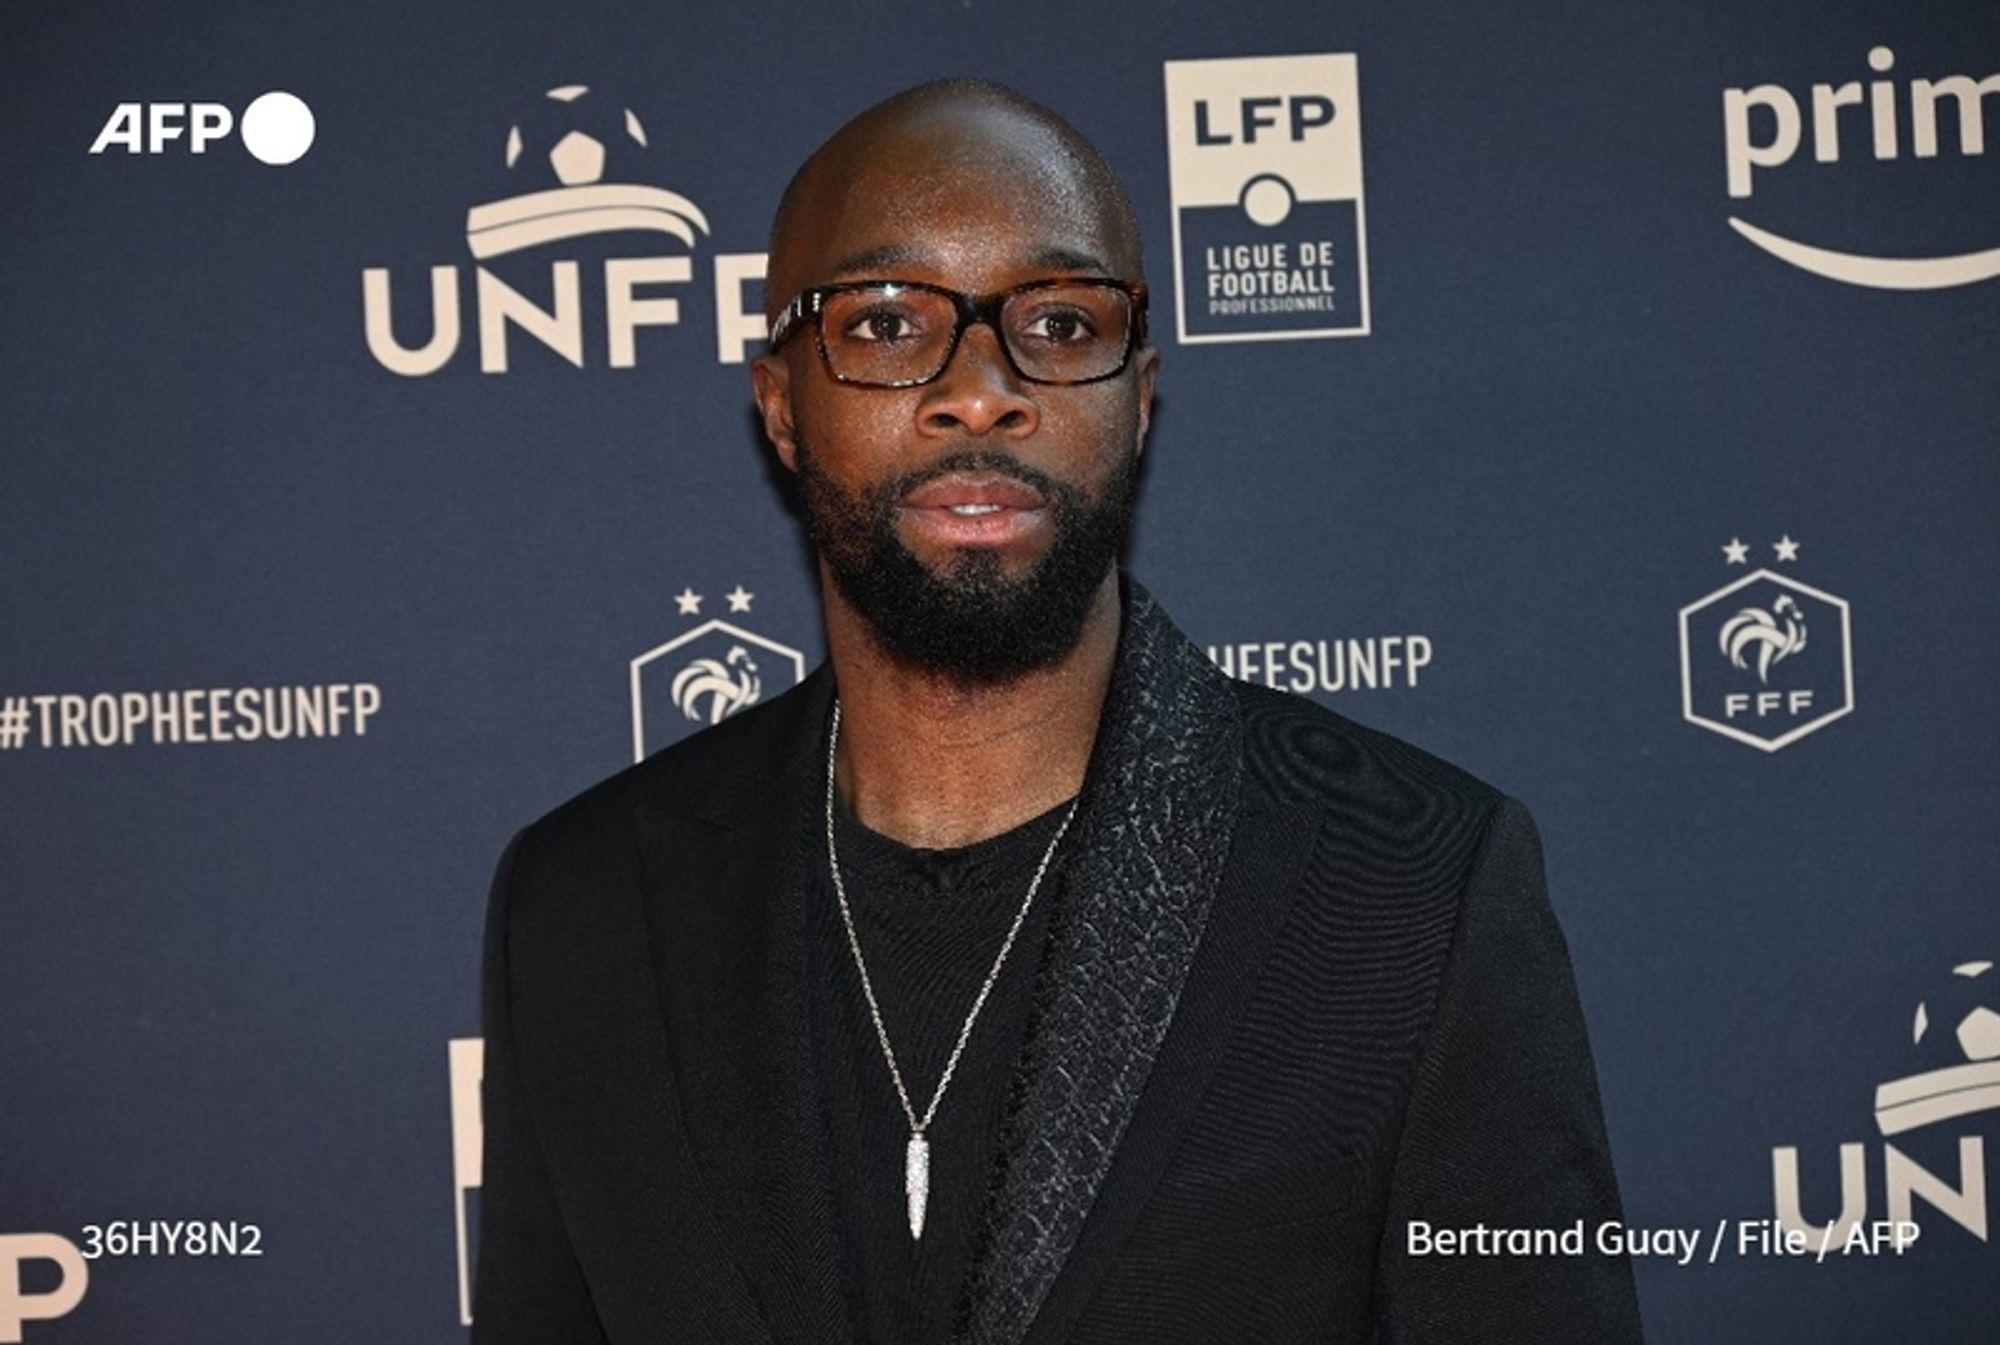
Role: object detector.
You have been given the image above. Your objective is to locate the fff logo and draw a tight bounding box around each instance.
[1679,540,1854,752]
[1192,94,1337,146]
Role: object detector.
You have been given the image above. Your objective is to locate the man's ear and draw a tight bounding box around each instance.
[1133,345,1160,455]
[750,354,799,472]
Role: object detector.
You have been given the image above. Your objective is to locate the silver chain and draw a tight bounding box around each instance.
[823,698,1079,1138]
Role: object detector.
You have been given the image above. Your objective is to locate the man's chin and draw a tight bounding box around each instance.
[830,548,1110,687]
[919,542,1045,593]
[795,436,1134,684]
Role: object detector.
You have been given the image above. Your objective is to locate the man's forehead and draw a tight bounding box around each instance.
[767,91,1141,302]
[821,241,1120,283]
[804,151,1119,274]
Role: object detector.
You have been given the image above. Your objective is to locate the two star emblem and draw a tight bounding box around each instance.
[674,585,754,615]
[1722,536,1800,565]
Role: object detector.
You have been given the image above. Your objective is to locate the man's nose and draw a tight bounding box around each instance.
[917,323,1039,439]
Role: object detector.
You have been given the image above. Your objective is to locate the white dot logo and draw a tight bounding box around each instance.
[239,91,315,165]
[1239,174,1295,228]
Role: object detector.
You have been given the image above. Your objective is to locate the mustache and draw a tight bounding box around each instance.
[876,451,1069,505]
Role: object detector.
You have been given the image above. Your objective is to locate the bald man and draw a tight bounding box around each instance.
[472,81,1643,1345]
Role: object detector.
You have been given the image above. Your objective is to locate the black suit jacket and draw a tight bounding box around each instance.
[473,589,1642,1344]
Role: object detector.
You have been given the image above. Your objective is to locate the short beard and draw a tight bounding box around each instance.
[794,439,1136,687]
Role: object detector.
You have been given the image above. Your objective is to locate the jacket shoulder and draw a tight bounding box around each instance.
[512,668,826,861]
[1230,678,1505,830]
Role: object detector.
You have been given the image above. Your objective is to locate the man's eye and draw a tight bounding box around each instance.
[1016,308,1096,344]
[843,308,923,342]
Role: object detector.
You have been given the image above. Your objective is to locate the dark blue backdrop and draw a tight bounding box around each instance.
[5,2,1997,1341]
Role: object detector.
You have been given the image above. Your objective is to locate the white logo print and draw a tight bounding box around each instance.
[1162,54,1371,342]
[1878,961,2000,1137]
[628,586,806,762]
[1719,594,1808,682]
[1770,955,1999,1254]
[1722,45,2000,290]
[671,647,762,725]
[0,1235,90,1342]
[88,90,316,165]
[468,85,709,259]
[362,84,769,377]
[1679,536,1854,752]
[447,1039,482,1327]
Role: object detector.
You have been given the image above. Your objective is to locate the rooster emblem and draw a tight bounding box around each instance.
[1719,595,1808,683]
[671,645,762,724]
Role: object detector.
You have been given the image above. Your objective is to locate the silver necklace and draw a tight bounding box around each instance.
[823,699,1079,1241]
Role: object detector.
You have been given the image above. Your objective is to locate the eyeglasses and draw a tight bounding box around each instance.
[767,277,1148,388]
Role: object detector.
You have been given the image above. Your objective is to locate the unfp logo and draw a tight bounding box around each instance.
[628,585,806,762]
[88,91,316,165]
[1163,54,1370,343]
[1772,958,2000,1254]
[362,85,768,377]
[0,1235,88,1342]
[1679,536,1854,752]
[449,1039,483,1327]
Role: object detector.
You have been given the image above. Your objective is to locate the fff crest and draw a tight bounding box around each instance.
[1678,538,1854,752]
[628,587,806,762]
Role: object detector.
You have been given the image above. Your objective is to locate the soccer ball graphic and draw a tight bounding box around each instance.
[1913,960,2000,1064]
[503,84,649,187]
[1875,958,2000,1137]
[466,85,707,261]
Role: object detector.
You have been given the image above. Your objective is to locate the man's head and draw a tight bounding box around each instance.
[751,80,1158,687]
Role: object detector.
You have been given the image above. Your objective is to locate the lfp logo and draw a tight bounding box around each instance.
[1163,54,1370,343]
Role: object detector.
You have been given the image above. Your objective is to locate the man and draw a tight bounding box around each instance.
[474,80,1643,1344]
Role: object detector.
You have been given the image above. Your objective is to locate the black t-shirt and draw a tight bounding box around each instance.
[804,786,1076,1345]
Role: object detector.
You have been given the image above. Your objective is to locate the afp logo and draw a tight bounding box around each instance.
[1163,54,1371,343]
[1678,536,1854,752]
[88,91,316,165]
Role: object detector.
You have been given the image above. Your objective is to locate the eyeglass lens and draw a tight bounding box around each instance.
[818,284,1133,385]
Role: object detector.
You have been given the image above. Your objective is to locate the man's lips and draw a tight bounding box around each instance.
[896,472,1048,545]
[900,473,1047,511]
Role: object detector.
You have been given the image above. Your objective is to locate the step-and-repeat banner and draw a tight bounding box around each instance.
[4,2,1996,1340]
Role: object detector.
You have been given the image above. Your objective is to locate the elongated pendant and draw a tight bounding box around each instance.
[906,1132,930,1240]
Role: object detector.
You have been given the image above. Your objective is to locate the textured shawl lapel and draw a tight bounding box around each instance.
[953,575,1246,1344]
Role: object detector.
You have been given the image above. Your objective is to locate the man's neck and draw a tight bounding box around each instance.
[822,569,1121,850]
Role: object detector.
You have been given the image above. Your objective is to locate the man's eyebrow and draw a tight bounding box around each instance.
[826,244,934,277]
[1030,246,1114,274]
